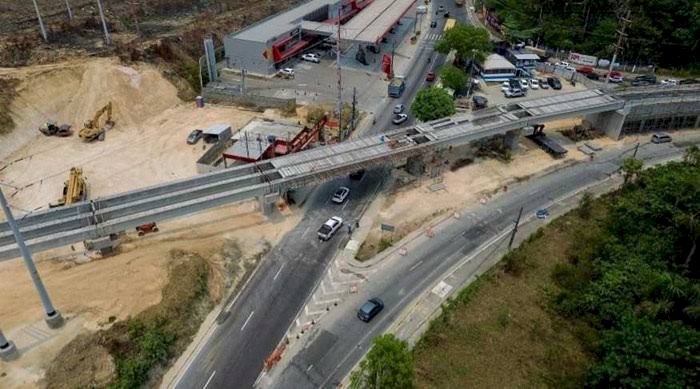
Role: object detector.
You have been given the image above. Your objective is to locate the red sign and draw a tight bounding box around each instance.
[381,54,392,76]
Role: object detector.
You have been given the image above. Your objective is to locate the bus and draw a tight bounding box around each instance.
[444,18,456,33]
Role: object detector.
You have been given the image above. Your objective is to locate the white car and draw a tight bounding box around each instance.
[529,79,539,89]
[278,67,295,78]
[301,53,320,63]
[555,61,575,71]
[318,216,343,241]
[538,78,549,89]
[332,187,350,204]
[392,113,408,125]
[661,79,678,86]
[519,79,529,90]
[393,104,405,114]
[501,81,511,92]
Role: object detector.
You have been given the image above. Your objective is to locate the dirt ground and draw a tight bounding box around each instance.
[0,57,303,388]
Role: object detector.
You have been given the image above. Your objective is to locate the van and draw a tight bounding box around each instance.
[416,5,427,14]
[651,133,672,144]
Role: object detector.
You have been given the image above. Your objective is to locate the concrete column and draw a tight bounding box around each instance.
[258,193,279,217]
[504,129,521,150]
[586,108,627,139]
[406,155,425,176]
[695,115,700,129]
[0,328,18,361]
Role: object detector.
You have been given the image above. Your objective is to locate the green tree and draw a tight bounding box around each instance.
[621,157,643,186]
[434,23,491,63]
[350,334,414,389]
[438,65,468,91]
[684,145,700,166]
[411,87,455,122]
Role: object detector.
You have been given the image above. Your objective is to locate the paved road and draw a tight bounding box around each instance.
[172,2,459,388]
[270,140,693,388]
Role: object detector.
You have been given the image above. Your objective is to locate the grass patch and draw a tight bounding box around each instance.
[45,251,213,388]
[0,78,19,135]
[413,201,609,388]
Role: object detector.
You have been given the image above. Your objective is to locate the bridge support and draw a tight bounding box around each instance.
[406,155,425,176]
[504,129,521,150]
[586,108,627,139]
[258,193,280,217]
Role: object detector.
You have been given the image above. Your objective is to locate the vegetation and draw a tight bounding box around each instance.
[438,65,468,91]
[350,334,414,389]
[45,252,212,388]
[434,23,491,63]
[411,87,456,122]
[480,0,700,70]
[0,78,18,135]
[415,153,700,387]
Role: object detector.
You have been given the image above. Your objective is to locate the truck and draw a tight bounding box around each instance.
[388,78,406,98]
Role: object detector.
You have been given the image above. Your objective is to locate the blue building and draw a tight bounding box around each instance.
[478,54,517,82]
[505,50,540,70]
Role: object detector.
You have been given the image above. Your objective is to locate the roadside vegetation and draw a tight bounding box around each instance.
[479,0,700,71]
[44,251,212,388]
[0,78,18,134]
[411,87,456,122]
[350,334,414,389]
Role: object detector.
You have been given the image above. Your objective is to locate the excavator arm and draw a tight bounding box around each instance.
[79,102,114,141]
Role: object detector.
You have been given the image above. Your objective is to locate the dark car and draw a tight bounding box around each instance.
[443,11,450,18]
[547,77,562,90]
[472,95,488,109]
[186,129,203,144]
[680,78,699,85]
[631,74,657,86]
[586,72,601,80]
[508,78,522,91]
[426,71,435,81]
[357,298,384,322]
[430,20,437,28]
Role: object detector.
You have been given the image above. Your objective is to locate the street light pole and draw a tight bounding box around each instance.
[0,327,18,361]
[0,188,63,329]
[31,0,48,42]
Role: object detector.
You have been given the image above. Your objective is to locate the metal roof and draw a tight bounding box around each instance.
[225,136,272,160]
[483,54,516,70]
[338,0,417,44]
[511,52,540,60]
[203,124,231,135]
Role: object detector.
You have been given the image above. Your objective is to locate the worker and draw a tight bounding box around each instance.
[347,224,353,234]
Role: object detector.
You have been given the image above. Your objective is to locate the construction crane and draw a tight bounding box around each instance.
[50,167,87,208]
[38,120,72,137]
[79,102,114,142]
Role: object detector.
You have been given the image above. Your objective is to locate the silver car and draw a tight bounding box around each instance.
[332,187,350,204]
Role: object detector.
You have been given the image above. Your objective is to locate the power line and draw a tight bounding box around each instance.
[606,7,632,84]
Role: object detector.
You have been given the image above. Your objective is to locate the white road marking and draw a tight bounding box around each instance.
[296,318,301,327]
[342,199,350,210]
[240,311,255,332]
[306,364,314,372]
[408,260,423,272]
[301,225,311,238]
[203,371,216,389]
[314,297,341,305]
[273,263,285,281]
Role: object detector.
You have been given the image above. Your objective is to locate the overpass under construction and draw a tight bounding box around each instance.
[1,87,699,261]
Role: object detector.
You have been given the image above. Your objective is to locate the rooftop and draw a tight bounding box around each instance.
[482,54,516,70]
[203,124,231,135]
[510,51,540,60]
[338,0,416,44]
[235,119,303,142]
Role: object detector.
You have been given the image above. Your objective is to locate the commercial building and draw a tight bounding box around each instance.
[223,0,416,75]
[505,50,540,70]
[478,54,517,82]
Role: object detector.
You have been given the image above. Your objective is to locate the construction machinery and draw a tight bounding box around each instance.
[38,121,72,137]
[50,167,87,208]
[79,102,115,142]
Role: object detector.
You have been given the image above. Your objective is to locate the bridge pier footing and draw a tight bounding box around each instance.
[504,129,521,150]
[258,193,280,217]
[406,156,426,176]
[586,109,627,139]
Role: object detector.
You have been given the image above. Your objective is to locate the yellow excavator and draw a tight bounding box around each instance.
[79,102,115,142]
[50,167,87,208]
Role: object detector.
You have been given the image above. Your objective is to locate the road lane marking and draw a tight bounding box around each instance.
[203,371,216,389]
[314,297,340,305]
[273,263,285,281]
[301,225,311,239]
[408,260,423,272]
[342,199,350,210]
[240,311,255,332]
[306,364,314,372]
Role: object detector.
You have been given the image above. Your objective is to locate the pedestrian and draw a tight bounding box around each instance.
[355,220,360,229]
[347,224,353,234]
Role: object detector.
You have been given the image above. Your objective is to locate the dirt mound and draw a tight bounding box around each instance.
[0,57,180,161]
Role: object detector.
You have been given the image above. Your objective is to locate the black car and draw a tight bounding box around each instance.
[444,11,450,18]
[472,95,488,109]
[508,78,522,91]
[186,129,203,144]
[357,298,384,322]
[586,72,601,80]
[631,74,657,86]
[430,21,437,28]
[680,78,699,85]
[547,77,562,90]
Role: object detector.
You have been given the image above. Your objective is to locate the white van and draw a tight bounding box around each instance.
[416,5,427,14]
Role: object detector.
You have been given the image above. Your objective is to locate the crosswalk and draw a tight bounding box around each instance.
[424,32,443,41]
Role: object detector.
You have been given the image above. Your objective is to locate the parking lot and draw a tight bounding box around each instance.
[473,69,588,107]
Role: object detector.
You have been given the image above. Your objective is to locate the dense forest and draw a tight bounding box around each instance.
[480,0,700,70]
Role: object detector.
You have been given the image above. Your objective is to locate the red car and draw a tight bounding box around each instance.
[576,66,594,74]
[426,71,435,81]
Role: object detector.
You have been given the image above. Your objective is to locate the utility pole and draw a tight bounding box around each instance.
[507,206,524,250]
[0,327,18,361]
[0,188,63,329]
[351,87,357,134]
[632,142,640,158]
[335,7,343,142]
[606,8,631,84]
[32,0,48,42]
[65,0,74,20]
[96,0,112,45]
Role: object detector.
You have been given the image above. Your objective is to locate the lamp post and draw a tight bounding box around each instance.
[0,187,63,329]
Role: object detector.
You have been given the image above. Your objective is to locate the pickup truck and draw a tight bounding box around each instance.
[388,78,406,98]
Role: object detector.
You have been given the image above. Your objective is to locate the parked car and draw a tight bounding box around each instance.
[392,113,409,125]
[278,67,295,79]
[576,66,594,74]
[357,298,384,322]
[393,104,405,114]
[519,78,529,90]
[317,216,343,241]
[437,5,445,12]
[443,11,450,18]
[547,77,562,90]
[426,71,436,82]
[529,79,539,89]
[538,78,549,89]
[503,88,525,98]
[555,61,575,71]
[631,74,657,86]
[301,53,320,63]
[472,95,488,109]
[586,72,601,80]
[430,20,437,28]
[651,133,672,144]
[332,187,350,204]
[536,209,550,219]
[680,78,699,85]
[661,79,678,86]
[186,129,203,145]
[604,70,624,83]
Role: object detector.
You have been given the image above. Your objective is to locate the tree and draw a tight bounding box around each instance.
[411,87,455,122]
[684,145,700,167]
[438,65,468,91]
[350,334,414,389]
[434,23,491,63]
[621,157,643,186]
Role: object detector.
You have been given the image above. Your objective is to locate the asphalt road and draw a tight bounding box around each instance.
[270,139,693,388]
